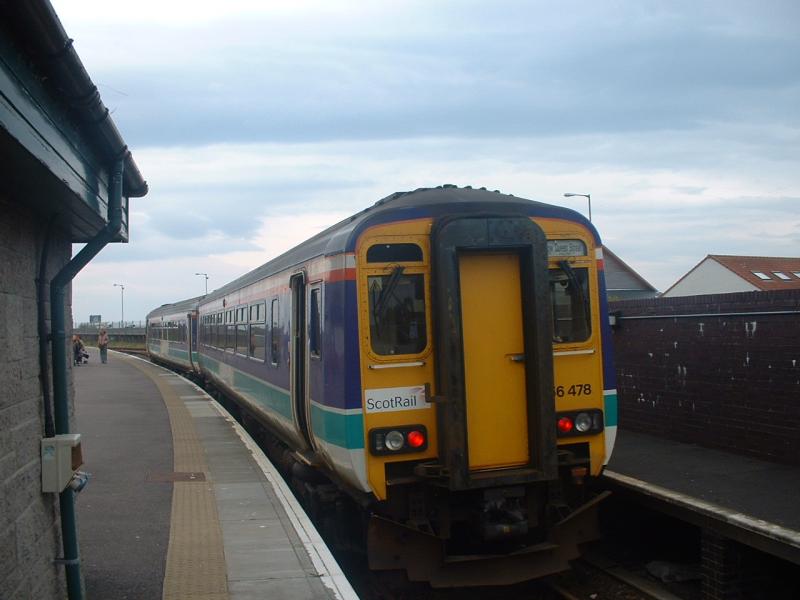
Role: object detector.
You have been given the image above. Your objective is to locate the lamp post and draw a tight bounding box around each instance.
[113,283,125,327]
[564,192,592,222]
[195,272,209,295]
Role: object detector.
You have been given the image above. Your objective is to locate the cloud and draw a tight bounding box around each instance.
[54,1,800,147]
[54,0,800,319]
[73,135,800,313]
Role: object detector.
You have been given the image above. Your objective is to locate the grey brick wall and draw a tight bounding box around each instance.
[611,290,800,465]
[1,195,72,600]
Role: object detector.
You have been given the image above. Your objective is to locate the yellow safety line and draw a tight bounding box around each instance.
[124,356,229,600]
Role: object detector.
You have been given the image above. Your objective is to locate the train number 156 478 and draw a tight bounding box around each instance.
[554,384,592,397]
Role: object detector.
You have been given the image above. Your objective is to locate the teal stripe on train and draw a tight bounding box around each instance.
[196,355,364,449]
[604,391,618,427]
[310,404,365,449]
[199,354,292,421]
[149,341,197,365]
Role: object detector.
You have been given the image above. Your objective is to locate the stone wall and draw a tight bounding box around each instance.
[0,195,72,599]
[611,290,800,465]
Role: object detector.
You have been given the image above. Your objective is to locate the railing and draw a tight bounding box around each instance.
[73,325,146,352]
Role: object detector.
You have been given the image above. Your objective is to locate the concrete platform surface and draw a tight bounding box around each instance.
[606,429,800,561]
[74,348,357,600]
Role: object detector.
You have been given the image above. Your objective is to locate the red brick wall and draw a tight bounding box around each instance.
[610,290,800,465]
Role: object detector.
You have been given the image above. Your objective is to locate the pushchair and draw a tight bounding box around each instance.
[74,345,89,365]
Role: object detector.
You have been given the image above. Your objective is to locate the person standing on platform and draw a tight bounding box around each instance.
[98,328,110,364]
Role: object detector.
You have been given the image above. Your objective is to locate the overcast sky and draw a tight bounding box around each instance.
[53,0,800,324]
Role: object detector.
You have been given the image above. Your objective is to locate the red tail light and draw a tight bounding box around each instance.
[407,430,425,448]
[556,409,604,437]
[557,416,574,434]
[368,425,428,455]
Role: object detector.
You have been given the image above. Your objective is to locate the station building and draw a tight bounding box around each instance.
[0,2,147,597]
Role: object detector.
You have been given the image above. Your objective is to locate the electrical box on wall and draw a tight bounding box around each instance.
[41,434,83,493]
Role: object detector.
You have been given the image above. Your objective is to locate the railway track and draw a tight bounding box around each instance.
[545,555,691,600]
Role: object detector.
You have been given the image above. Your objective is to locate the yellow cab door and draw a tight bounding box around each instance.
[459,252,529,470]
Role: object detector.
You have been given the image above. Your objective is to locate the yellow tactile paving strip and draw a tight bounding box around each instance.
[125,356,229,600]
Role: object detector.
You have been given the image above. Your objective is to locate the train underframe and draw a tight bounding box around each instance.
[365,443,609,587]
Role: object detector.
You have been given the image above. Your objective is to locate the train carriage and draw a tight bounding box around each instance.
[147,186,616,586]
[146,296,203,374]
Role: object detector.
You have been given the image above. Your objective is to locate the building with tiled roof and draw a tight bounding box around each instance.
[662,255,800,297]
[603,247,659,300]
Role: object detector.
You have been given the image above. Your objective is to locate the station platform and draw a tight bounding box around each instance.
[73,348,357,600]
[604,430,800,565]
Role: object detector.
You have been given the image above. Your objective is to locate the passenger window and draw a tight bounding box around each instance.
[368,270,427,355]
[250,323,266,361]
[250,303,265,323]
[549,264,591,343]
[270,299,280,365]
[236,324,248,355]
[309,288,321,358]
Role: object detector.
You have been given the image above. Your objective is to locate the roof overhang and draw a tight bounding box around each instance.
[0,0,147,242]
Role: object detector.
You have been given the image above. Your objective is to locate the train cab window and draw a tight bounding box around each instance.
[367,243,423,263]
[368,270,427,355]
[309,287,321,358]
[549,263,591,343]
[270,298,280,365]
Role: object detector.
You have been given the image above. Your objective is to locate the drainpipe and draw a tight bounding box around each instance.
[49,157,125,600]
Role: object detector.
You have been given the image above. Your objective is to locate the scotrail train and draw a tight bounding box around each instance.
[146,185,617,587]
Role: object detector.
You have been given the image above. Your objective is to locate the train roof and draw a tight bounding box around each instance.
[146,295,205,321]
[202,185,596,303]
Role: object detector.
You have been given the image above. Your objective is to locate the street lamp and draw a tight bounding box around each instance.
[564,192,592,222]
[195,272,209,295]
[113,283,125,327]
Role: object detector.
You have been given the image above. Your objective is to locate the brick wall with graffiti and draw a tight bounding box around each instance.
[610,289,800,465]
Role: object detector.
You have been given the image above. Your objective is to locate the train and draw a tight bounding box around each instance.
[146,185,617,587]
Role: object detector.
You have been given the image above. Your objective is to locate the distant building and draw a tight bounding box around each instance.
[602,247,659,301]
[662,255,800,297]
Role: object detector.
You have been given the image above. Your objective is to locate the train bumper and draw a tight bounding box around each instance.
[368,491,610,587]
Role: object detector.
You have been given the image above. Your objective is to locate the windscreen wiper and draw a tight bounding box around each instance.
[558,260,591,327]
[373,265,405,322]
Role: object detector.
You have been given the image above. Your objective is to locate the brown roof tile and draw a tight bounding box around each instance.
[710,255,800,290]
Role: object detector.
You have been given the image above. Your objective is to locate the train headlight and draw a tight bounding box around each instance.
[556,410,604,437]
[385,430,405,451]
[574,412,592,433]
[368,425,429,455]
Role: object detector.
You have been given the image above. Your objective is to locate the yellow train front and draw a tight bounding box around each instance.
[353,187,616,586]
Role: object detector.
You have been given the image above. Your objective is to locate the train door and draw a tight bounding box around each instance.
[290,273,314,449]
[187,312,196,371]
[432,215,556,489]
[305,283,322,451]
[459,252,529,470]
[190,314,198,353]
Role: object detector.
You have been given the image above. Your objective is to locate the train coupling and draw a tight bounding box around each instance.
[479,486,528,541]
